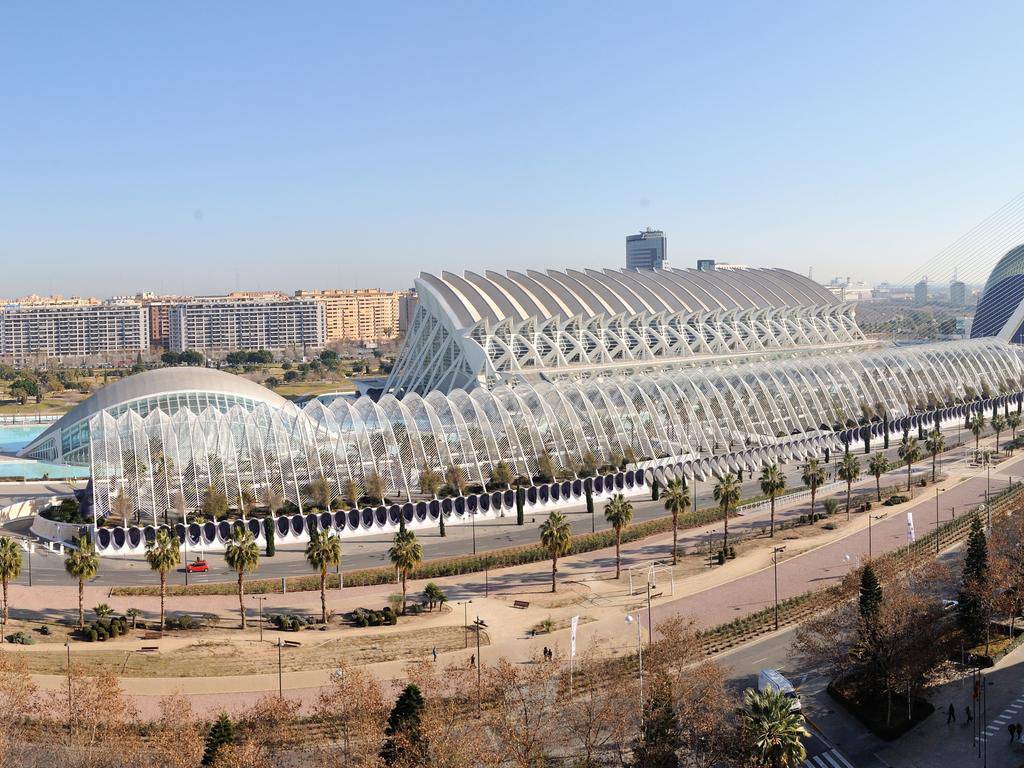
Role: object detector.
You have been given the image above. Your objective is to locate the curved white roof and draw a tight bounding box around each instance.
[22,367,287,456]
[417,266,836,327]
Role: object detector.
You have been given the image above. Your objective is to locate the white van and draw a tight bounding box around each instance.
[758,668,802,713]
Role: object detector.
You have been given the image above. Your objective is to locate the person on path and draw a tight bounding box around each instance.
[469,654,475,668]
[1016,723,1022,742]
[432,646,437,663]
[966,706,974,726]
[1009,723,1015,744]
[947,703,956,724]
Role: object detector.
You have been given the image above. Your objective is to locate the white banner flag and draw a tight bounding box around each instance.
[906,512,916,543]
[570,615,579,658]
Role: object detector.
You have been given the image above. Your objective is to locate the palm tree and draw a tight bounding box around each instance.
[388,529,423,613]
[739,687,808,768]
[64,535,99,629]
[837,453,861,520]
[801,460,826,517]
[714,473,741,557]
[539,511,572,592]
[224,527,260,629]
[604,494,634,579]
[662,479,690,564]
[898,435,921,494]
[305,529,342,623]
[992,414,1007,453]
[309,476,333,511]
[868,452,890,502]
[970,413,986,451]
[0,538,22,624]
[759,464,786,538]
[263,486,285,517]
[110,493,132,526]
[364,471,386,505]
[445,464,467,497]
[145,528,180,632]
[925,429,946,483]
[343,478,362,509]
[237,487,257,521]
[418,466,442,498]
[490,460,513,489]
[537,451,557,483]
[1009,412,1021,454]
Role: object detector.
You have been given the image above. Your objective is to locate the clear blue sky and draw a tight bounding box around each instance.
[3,2,1024,297]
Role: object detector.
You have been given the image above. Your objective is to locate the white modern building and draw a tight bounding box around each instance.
[0,301,148,362]
[385,264,865,395]
[168,296,325,355]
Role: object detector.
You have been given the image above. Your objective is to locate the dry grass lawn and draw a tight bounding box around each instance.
[14,625,475,677]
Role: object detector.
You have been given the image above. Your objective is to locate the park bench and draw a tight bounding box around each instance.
[142,632,161,640]
[138,646,159,653]
[283,640,302,648]
[512,600,530,610]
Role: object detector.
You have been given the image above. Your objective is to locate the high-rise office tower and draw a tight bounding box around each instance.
[626,228,666,270]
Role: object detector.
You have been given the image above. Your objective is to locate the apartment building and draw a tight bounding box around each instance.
[294,288,406,343]
[0,301,148,362]
[168,295,325,354]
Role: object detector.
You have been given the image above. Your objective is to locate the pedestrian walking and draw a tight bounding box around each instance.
[1016,723,1022,742]
[432,646,437,663]
[469,653,475,668]
[966,706,974,726]
[1009,723,1015,744]
[947,703,956,724]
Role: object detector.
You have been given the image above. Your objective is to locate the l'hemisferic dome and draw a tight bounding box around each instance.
[972,244,1024,341]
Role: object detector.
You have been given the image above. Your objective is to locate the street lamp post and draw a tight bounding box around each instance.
[772,546,786,631]
[458,599,472,648]
[277,638,283,699]
[868,514,884,559]
[473,616,487,714]
[253,596,268,643]
[625,613,643,721]
[65,638,72,713]
[987,461,992,531]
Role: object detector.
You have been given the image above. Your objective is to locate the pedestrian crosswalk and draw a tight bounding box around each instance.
[803,748,855,768]
[982,691,1024,738]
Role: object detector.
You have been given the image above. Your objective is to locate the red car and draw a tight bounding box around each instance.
[185,559,209,573]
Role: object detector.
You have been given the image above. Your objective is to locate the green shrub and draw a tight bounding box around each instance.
[39,625,50,636]
[87,629,98,642]
[8,631,34,645]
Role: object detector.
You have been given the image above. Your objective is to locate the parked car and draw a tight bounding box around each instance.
[185,559,209,573]
[758,668,802,713]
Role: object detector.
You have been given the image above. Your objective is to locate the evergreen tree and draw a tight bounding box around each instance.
[380,683,427,765]
[263,516,276,557]
[632,684,679,768]
[958,517,990,644]
[202,712,234,765]
[858,563,882,621]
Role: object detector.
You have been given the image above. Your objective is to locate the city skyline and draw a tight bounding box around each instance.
[5,3,1024,296]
